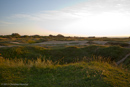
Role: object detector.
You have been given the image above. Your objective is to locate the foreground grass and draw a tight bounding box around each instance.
[0,57,130,87]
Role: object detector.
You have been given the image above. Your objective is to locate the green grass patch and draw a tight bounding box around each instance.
[0,58,129,87]
[0,45,129,63]
[0,42,15,46]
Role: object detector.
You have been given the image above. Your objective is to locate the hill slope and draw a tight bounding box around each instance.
[0,60,129,87]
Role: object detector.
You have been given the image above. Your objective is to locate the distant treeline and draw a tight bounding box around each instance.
[0,33,130,42]
[0,33,77,38]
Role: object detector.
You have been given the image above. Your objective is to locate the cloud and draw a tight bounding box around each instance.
[13,0,130,20]
[13,10,80,21]
[13,14,41,21]
[0,21,14,26]
[11,0,130,36]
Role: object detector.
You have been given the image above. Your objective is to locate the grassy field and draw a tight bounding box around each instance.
[0,57,130,87]
[0,45,129,63]
[0,36,130,45]
[0,36,130,87]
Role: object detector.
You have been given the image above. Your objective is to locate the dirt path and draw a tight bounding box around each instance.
[116,53,130,65]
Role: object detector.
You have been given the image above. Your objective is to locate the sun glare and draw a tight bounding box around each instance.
[82,12,130,30]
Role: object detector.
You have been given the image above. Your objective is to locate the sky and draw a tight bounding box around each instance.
[0,0,130,37]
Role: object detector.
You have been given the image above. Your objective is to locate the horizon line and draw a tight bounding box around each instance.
[0,33,129,38]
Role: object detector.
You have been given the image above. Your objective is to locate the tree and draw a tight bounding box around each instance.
[49,34,54,37]
[57,34,64,37]
[32,35,40,38]
[11,33,20,38]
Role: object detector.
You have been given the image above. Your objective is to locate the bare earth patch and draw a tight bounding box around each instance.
[37,41,89,45]
[36,41,109,46]
[10,42,22,44]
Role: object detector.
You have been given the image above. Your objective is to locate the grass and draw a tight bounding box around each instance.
[105,41,130,47]
[122,56,130,70]
[0,38,130,86]
[0,36,130,43]
[0,45,129,63]
[92,45,130,61]
[0,43,14,46]
[0,57,53,68]
[0,57,129,87]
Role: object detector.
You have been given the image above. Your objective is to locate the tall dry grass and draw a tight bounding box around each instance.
[0,55,116,69]
[0,57,54,68]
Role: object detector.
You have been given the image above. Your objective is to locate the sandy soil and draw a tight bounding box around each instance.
[93,41,108,45]
[0,40,130,48]
[10,42,21,44]
[36,41,109,45]
[37,41,89,45]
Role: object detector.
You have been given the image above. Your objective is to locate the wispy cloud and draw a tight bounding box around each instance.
[12,14,41,21]
[13,10,80,21]
[13,0,130,20]
[0,21,14,26]
[10,0,130,36]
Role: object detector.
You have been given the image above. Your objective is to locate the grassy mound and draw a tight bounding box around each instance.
[0,57,129,87]
[0,45,129,63]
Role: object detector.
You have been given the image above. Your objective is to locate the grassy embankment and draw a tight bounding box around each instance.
[0,45,129,63]
[0,57,130,87]
[0,45,130,87]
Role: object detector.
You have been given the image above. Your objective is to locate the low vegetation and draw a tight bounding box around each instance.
[106,41,130,47]
[0,34,130,86]
[0,45,129,63]
[0,57,130,87]
[123,55,130,70]
[0,33,130,44]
